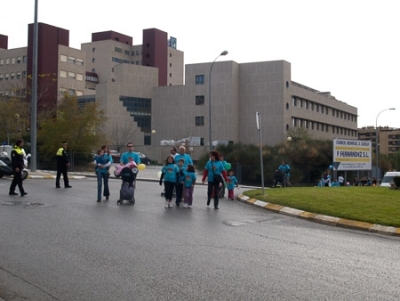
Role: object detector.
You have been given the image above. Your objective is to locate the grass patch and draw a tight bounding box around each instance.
[244,186,400,227]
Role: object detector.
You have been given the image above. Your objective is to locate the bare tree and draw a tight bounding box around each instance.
[109,122,137,152]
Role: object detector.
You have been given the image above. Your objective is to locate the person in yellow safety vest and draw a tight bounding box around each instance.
[9,139,27,196]
[55,142,72,188]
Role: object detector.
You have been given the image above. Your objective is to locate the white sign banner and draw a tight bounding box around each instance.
[333,139,372,171]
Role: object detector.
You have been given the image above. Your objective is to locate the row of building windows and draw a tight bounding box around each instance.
[0,56,27,65]
[114,47,142,56]
[0,88,26,97]
[111,57,142,65]
[0,71,26,81]
[292,97,357,122]
[60,54,84,66]
[59,70,84,81]
[59,87,83,96]
[292,117,356,136]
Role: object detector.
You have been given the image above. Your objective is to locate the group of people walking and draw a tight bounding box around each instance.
[159,147,239,210]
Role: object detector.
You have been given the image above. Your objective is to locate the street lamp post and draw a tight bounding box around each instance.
[208,50,228,152]
[375,108,396,179]
[151,129,156,164]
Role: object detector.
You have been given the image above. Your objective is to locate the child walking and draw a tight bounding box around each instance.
[183,164,196,208]
[227,170,239,201]
[175,158,185,206]
[159,155,179,208]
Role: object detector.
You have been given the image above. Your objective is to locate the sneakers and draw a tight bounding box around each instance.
[183,203,189,208]
[168,202,173,208]
[165,201,169,208]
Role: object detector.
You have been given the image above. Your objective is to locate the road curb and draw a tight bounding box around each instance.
[237,193,400,237]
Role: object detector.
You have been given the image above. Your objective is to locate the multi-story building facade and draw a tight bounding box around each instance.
[358,126,400,155]
[1,22,360,161]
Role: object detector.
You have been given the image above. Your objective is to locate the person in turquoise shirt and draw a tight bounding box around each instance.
[175,158,185,206]
[227,170,239,200]
[120,142,141,165]
[159,155,179,208]
[201,150,228,209]
[174,146,193,170]
[95,148,112,202]
[183,164,197,208]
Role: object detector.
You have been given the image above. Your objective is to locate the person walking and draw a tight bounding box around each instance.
[278,160,291,187]
[227,169,239,201]
[159,155,179,208]
[183,164,196,208]
[95,147,112,202]
[201,150,228,209]
[9,139,27,197]
[56,142,72,188]
[174,146,193,170]
[120,142,141,165]
[175,158,185,207]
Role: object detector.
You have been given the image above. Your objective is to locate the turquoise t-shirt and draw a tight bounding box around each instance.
[161,163,179,182]
[183,171,197,187]
[120,151,141,165]
[204,160,225,182]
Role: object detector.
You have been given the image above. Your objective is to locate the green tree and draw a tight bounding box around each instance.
[0,96,30,144]
[37,94,106,158]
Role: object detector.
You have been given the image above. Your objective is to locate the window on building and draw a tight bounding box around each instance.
[125,50,130,55]
[332,126,335,133]
[16,72,21,79]
[23,56,27,63]
[76,59,84,66]
[195,95,205,105]
[0,59,3,65]
[5,58,9,65]
[60,87,67,94]
[321,106,324,114]
[321,124,324,131]
[292,97,297,106]
[299,99,302,108]
[316,104,319,112]
[68,56,76,64]
[310,121,314,130]
[60,54,67,62]
[68,89,75,95]
[76,73,84,81]
[332,109,335,116]
[68,72,76,79]
[0,74,3,81]
[76,90,83,96]
[11,58,15,64]
[17,57,22,64]
[336,110,339,117]
[340,111,343,119]
[326,107,329,115]
[326,125,329,132]
[292,118,297,127]
[115,47,122,53]
[195,116,204,126]
[305,101,308,109]
[316,123,320,130]
[22,71,26,79]
[60,70,67,78]
[195,75,205,84]
[5,73,9,80]
[311,102,314,111]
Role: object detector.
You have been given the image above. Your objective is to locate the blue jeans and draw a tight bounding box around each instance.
[96,171,109,201]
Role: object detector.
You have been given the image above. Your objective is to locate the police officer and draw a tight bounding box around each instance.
[55,142,72,188]
[9,139,27,196]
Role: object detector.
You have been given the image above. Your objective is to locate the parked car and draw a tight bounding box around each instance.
[109,150,121,163]
[137,152,151,165]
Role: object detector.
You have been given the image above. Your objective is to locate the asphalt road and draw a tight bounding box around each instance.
[1,177,400,301]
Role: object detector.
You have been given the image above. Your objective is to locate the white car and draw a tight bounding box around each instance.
[380,171,400,187]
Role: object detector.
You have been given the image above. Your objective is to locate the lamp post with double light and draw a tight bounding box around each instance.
[375,108,395,179]
[208,50,228,152]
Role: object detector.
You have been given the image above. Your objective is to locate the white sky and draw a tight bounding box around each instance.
[2,0,399,128]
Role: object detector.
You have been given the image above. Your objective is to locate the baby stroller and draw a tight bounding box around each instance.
[117,167,138,205]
